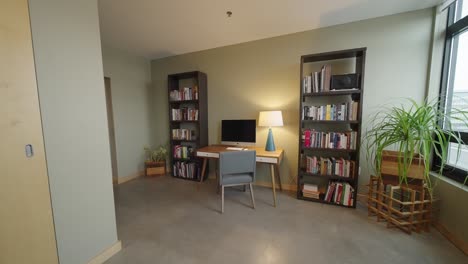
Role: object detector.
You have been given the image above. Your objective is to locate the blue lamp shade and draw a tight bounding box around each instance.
[258,111,283,151]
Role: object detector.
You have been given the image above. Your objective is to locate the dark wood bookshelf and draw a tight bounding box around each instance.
[297,48,366,209]
[168,71,208,181]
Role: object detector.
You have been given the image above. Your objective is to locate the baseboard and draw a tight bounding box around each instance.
[114,171,144,185]
[87,240,122,264]
[255,181,297,192]
[433,221,468,255]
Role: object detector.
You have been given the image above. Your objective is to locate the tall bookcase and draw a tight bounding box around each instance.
[168,71,208,181]
[297,48,366,208]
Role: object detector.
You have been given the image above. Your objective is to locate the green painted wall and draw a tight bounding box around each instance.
[102,45,154,178]
[151,9,433,188]
[29,0,118,263]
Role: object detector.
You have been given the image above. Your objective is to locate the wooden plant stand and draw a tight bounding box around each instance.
[145,161,166,177]
[367,176,434,234]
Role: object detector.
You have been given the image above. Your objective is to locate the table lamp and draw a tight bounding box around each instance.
[258,110,283,151]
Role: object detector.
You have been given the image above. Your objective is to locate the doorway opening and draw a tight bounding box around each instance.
[104,77,118,183]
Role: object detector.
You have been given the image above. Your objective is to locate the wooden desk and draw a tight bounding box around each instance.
[196,145,284,207]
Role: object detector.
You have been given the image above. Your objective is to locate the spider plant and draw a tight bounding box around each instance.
[364,98,468,195]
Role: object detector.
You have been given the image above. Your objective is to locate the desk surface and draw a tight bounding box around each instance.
[197,145,284,159]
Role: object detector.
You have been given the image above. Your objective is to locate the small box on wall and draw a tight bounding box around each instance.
[331,73,360,90]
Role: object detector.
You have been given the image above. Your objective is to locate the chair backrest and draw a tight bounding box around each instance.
[219,150,256,180]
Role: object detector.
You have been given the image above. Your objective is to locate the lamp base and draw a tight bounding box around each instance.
[265,128,276,151]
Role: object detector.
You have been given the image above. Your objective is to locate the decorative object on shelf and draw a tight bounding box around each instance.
[364,98,468,195]
[144,145,168,176]
[330,73,360,90]
[297,48,366,208]
[168,71,208,181]
[258,110,283,151]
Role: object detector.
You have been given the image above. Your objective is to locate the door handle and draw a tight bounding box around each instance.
[25,144,34,157]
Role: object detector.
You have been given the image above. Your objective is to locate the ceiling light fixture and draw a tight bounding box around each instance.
[226,11,232,17]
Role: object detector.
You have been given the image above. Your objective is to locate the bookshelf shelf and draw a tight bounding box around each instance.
[303,90,361,97]
[172,176,200,182]
[298,196,354,208]
[297,48,366,209]
[170,120,199,123]
[300,147,356,153]
[301,120,359,124]
[171,139,198,142]
[172,158,197,162]
[168,71,208,181]
[300,172,355,182]
[169,100,199,104]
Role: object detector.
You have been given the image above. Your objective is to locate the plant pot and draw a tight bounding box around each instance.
[380,150,425,186]
[145,160,166,177]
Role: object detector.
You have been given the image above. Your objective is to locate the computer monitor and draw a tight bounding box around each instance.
[221,119,256,146]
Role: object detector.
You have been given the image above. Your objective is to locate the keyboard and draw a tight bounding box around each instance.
[226,147,244,151]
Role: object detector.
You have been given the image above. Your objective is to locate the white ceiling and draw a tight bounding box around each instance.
[98,0,442,59]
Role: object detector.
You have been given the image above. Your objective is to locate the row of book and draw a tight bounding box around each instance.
[324,182,354,206]
[173,145,194,159]
[173,161,199,179]
[304,156,355,178]
[302,130,357,150]
[302,65,331,93]
[302,183,321,199]
[169,86,199,101]
[171,108,199,121]
[172,129,196,140]
[302,101,359,121]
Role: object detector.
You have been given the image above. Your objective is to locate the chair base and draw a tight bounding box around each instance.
[221,183,255,213]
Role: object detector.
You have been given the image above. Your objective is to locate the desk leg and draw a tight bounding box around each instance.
[275,164,282,191]
[200,158,208,183]
[270,164,277,207]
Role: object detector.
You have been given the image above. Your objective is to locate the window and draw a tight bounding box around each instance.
[436,0,468,185]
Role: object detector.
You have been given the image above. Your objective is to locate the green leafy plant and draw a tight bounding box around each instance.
[144,145,168,162]
[364,98,468,194]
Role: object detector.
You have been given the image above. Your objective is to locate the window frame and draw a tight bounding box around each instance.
[434,0,468,186]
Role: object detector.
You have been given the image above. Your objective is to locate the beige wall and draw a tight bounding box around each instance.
[434,178,468,249]
[151,9,433,187]
[28,0,119,263]
[102,45,154,178]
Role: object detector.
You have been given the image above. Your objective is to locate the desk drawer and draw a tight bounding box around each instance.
[197,152,219,158]
[256,157,277,164]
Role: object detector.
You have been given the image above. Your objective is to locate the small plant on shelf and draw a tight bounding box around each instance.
[144,145,168,176]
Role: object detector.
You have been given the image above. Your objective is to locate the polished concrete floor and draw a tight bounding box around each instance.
[106,176,467,264]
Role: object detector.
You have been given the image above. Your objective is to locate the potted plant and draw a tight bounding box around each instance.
[364,98,468,195]
[144,145,168,176]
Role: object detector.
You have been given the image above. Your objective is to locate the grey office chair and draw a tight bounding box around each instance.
[218,150,256,213]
